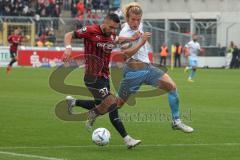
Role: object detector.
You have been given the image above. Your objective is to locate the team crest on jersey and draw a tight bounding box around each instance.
[80,26,87,33]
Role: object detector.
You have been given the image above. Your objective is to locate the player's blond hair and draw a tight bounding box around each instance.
[123,2,143,20]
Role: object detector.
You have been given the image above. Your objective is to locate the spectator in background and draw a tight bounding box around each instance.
[38,0,45,4]
[55,3,62,16]
[36,27,56,47]
[76,0,85,16]
[63,0,71,10]
[29,0,38,16]
[1,0,63,17]
[46,27,56,44]
[71,0,78,17]
[75,0,85,28]
[226,41,234,69]
[99,0,109,13]
[89,11,101,24]
[22,4,32,16]
[52,4,61,30]
[37,1,48,17]
[47,0,56,16]
[36,30,46,47]
[36,39,44,47]
[160,43,168,66]
[12,0,24,16]
[3,0,12,16]
[85,0,92,13]
[0,0,3,15]
[36,0,62,17]
[230,44,239,69]
[55,0,63,6]
[110,0,120,12]
[174,42,182,67]
[92,0,100,12]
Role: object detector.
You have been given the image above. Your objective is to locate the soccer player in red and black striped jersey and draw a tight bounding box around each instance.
[63,13,149,148]
[6,28,24,74]
[6,28,29,74]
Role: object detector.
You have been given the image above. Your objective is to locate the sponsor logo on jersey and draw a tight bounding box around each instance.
[97,42,115,53]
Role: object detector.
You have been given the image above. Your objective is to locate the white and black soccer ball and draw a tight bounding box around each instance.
[92,128,111,146]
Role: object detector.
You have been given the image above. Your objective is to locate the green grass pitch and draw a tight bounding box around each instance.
[0,67,240,160]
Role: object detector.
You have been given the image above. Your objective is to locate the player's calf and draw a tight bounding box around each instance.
[86,94,118,130]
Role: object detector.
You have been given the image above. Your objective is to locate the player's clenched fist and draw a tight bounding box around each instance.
[140,32,151,45]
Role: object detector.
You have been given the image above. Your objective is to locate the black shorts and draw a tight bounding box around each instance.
[84,75,110,104]
[10,50,17,58]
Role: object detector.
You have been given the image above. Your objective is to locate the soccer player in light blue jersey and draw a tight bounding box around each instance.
[184,34,202,82]
[117,2,194,135]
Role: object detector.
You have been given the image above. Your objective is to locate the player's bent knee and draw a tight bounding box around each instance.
[166,82,176,92]
[158,74,177,92]
[101,94,118,113]
[102,94,117,105]
[170,80,177,91]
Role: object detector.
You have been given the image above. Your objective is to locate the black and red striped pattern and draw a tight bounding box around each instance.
[75,25,115,77]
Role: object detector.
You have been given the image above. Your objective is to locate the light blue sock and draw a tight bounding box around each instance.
[189,69,196,79]
[168,90,180,120]
[188,65,192,70]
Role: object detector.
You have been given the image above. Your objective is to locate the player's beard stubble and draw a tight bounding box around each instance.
[102,28,112,37]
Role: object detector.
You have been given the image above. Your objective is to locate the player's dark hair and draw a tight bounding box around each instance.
[105,13,120,23]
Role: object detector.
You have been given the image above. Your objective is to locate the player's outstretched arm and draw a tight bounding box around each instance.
[116,31,141,44]
[63,32,74,65]
[199,48,205,56]
[122,32,151,58]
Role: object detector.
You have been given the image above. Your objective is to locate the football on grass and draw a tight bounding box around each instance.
[92,128,111,146]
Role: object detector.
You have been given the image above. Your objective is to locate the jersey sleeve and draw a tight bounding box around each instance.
[8,36,13,43]
[73,26,91,39]
[197,43,201,50]
[119,28,129,37]
[119,31,133,50]
[185,42,190,48]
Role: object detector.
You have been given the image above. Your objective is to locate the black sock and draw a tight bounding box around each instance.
[9,59,16,66]
[75,100,96,110]
[109,109,128,138]
[76,100,128,137]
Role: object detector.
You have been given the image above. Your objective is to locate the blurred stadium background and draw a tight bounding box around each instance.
[0,1,240,160]
[1,0,240,68]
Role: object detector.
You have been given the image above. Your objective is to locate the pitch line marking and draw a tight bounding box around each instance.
[0,143,240,149]
[0,150,64,160]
